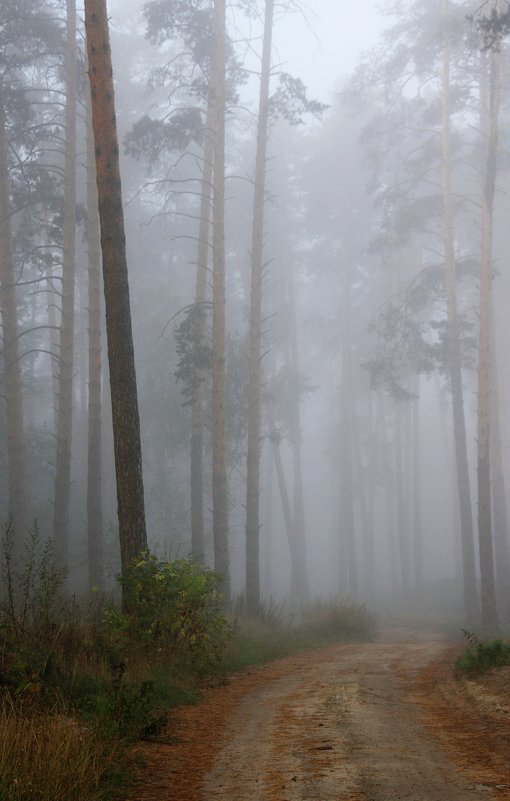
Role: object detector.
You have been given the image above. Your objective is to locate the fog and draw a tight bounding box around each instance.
[1,0,510,629]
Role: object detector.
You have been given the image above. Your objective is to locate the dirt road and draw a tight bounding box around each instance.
[132,631,510,801]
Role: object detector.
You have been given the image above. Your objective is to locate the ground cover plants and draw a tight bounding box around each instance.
[0,525,377,801]
[454,630,510,675]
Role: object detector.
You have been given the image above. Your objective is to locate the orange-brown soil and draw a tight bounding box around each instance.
[129,630,510,801]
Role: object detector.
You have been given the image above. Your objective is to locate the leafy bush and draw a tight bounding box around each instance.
[454,632,510,675]
[106,554,231,674]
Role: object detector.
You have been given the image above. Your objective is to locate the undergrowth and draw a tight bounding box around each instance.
[223,595,376,671]
[0,523,377,801]
[454,630,510,675]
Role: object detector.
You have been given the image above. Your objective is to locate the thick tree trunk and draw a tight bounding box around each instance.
[86,79,103,590]
[85,0,148,579]
[53,0,77,571]
[477,38,500,630]
[0,83,25,538]
[245,0,274,615]
[211,0,230,599]
[440,12,477,624]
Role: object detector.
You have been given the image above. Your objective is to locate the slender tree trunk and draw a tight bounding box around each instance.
[245,0,274,614]
[53,0,77,571]
[85,0,148,580]
[412,377,424,590]
[394,399,410,592]
[440,8,477,623]
[266,395,306,605]
[0,83,25,538]
[86,78,103,590]
[190,90,214,564]
[477,36,500,630]
[339,252,358,599]
[284,265,309,606]
[360,387,376,605]
[211,0,230,599]
[491,353,510,621]
[262,435,274,598]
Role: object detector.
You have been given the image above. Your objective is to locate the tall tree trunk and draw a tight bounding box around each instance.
[86,78,103,590]
[53,0,77,571]
[339,252,358,599]
[394,399,410,592]
[284,264,309,606]
[440,6,477,623]
[245,0,274,615]
[267,395,306,605]
[477,36,500,630]
[0,83,25,538]
[190,89,214,564]
[262,435,274,598]
[491,353,510,621]
[211,0,230,599]
[412,377,424,590]
[85,0,148,581]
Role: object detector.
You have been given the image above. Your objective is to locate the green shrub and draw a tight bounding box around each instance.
[106,554,232,675]
[454,632,510,675]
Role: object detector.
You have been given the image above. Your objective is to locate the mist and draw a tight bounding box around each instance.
[1,0,510,631]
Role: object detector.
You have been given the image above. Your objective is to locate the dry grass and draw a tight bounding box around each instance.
[0,704,125,801]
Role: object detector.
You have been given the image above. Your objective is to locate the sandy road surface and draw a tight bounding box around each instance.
[132,631,510,801]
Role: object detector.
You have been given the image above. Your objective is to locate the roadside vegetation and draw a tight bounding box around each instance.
[454,630,510,676]
[0,526,376,801]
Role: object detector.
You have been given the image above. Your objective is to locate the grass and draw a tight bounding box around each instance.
[223,596,377,672]
[454,633,510,676]
[0,703,126,801]
[0,528,378,801]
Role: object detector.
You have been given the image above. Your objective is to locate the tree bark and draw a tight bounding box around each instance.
[211,0,230,599]
[339,251,358,599]
[53,0,77,572]
[0,83,25,539]
[86,76,104,590]
[440,7,477,624]
[245,0,274,615]
[85,0,148,579]
[477,36,500,630]
[190,86,214,564]
[412,377,424,590]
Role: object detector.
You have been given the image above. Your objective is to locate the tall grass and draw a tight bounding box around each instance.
[0,703,125,801]
[223,596,377,671]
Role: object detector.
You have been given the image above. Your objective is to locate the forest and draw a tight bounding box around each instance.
[1,0,510,798]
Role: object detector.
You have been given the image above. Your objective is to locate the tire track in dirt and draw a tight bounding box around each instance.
[130,633,510,801]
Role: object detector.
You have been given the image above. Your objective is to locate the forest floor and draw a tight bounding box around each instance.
[129,628,510,801]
